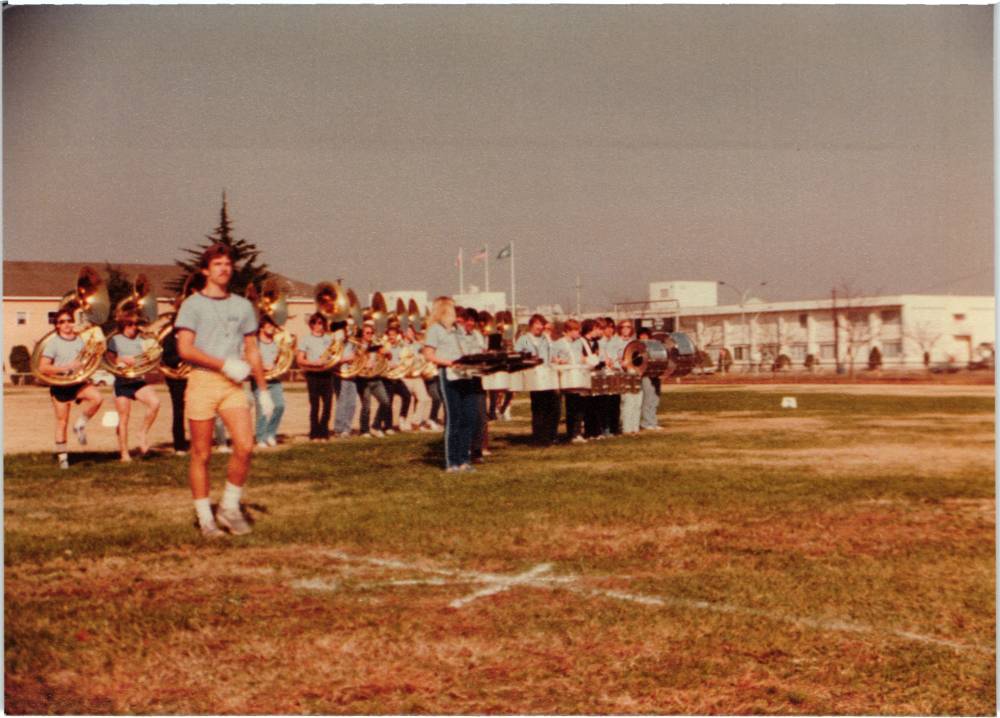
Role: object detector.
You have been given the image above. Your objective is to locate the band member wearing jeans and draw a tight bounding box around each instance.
[423,296,478,472]
[38,307,105,469]
[614,319,642,434]
[106,312,161,461]
[296,313,335,441]
[253,316,287,447]
[176,243,272,538]
[160,327,190,455]
[637,327,662,431]
[515,313,560,446]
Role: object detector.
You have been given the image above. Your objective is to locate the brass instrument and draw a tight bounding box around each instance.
[157,274,201,381]
[30,266,110,387]
[250,278,297,381]
[383,340,415,380]
[299,280,355,373]
[101,274,164,379]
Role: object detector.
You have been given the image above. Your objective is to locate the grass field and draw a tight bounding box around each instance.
[5,388,996,714]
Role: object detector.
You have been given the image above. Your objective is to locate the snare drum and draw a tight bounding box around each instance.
[522,365,559,392]
[556,364,592,393]
[481,371,510,391]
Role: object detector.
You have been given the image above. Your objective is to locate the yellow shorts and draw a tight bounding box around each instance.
[185,369,250,421]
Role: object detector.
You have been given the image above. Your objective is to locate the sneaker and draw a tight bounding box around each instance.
[58,457,70,470]
[217,445,232,454]
[338,432,353,439]
[427,420,443,431]
[481,449,493,457]
[266,436,278,447]
[399,421,411,432]
[458,463,476,473]
[362,433,373,439]
[215,506,252,536]
[174,449,187,456]
[571,435,587,444]
[384,428,395,436]
[73,422,87,446]
[445,466,461,473]
[200,522,226,539]
[370,429,385,438]
[502,408,513,421]
[256,441,269,449]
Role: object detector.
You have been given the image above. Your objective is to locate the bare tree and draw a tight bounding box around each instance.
[834,281,878,376]
[904,321,943,370]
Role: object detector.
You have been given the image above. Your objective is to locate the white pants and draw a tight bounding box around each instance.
[620,391,642,433]
[402,377,430,427]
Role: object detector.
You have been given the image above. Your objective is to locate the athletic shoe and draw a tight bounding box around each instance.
[217,445,232,454]
[458,463,476,473]
[266,436,278,447]
[256,441,268,449]
[384,428,395,436]
[571,435,587,444]
[215,506,252,536]
[200,522,226,539]
[427,420,443,431]
[445,466,461,473]
[338,432,353,439]
[370,429,385,438]
[399,421,411,432]
[58,457,70,470]
[502,408,513,421]
[73,422,87,446]
[174,449,187,456]
[481,449,493,457]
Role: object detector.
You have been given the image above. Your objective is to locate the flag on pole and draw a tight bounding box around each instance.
[471,247,487,264]
[496,244,512,260]
[454,251,462,268]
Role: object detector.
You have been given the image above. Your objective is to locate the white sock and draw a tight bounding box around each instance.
[194,498,215,527]
[74,416,87,430]
[55,442,68,461]
[221,482,243,512]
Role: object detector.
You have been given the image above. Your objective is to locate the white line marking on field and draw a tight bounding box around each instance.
[449,563,554,608]
[299,550,990,655]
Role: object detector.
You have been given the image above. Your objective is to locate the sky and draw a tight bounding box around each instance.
[4,5,993,310]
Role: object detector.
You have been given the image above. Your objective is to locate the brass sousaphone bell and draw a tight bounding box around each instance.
[253,278,297,381]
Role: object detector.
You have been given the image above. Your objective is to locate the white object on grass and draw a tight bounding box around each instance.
[781,396,798,409]
[101,411,120,428]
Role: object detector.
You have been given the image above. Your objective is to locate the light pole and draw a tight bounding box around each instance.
[718,280,768,371]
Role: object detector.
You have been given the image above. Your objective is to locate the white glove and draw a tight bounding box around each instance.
[221,357,251,383]
[257,390,275,420]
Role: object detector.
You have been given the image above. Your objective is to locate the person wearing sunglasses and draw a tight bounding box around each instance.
[37,307,105,469]
[105,312,161,462]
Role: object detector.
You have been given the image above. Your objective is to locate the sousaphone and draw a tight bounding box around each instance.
[30,266,110,386]
[101,273,164,379]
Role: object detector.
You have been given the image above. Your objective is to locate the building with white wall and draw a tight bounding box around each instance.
[453,286,507,314]
[673,293,995,370]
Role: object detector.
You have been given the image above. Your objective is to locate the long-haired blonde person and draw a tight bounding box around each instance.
[422,296,477,472]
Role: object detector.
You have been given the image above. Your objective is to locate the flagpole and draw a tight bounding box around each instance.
[458,247,464,295]
[510,241,516,325]
[484,244,490,293]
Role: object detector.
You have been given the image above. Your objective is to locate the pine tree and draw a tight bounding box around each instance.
[167,191,272,296]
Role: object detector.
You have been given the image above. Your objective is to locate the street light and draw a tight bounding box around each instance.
[718,280,768,371]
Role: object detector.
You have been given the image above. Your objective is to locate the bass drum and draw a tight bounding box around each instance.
[557,364,592,393]
[507,369,526,392]
[521,365,559,392]
[481,371,510,391]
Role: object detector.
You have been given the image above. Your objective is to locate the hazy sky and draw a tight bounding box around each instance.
[4,5,993,309]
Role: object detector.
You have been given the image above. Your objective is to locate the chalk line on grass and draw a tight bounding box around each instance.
[298,550,989,655]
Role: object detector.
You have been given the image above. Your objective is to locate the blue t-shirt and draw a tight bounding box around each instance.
[424,323,464,363]
[108,333,145,359]
[175,292,257,362]
[514,332,551,365]
[42,335,84,367]
[258,338,280,370]
[298,332,333,362]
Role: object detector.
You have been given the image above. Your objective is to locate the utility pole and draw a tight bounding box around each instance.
[832,287,842,374]
[575,274,582,316]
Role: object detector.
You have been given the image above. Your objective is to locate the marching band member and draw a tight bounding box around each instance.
[296,312,335,441]
[332,323,359,438]
[401,324,433,431]
[382,321,412,431]
[552,318,588,444]
[459,308,488,460]
[253,316,287,447]
[515,313,560,447]
[614,319,642,434]
[600,317,623,436]
[106,311,161,461]
[484,314,512,422]
[175,243,272,538]
[422,296,478,472]
[355,322,392,438]
[160,324,190,455]
[637,326,662,431]
[581,318,604,440]
[38,307,105,470]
